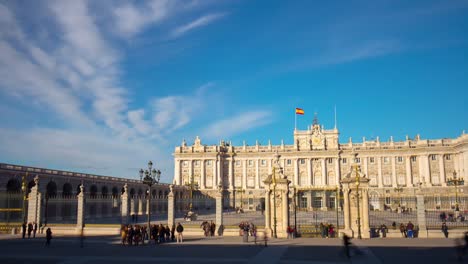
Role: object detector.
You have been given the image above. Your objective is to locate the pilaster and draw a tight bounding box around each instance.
[307,158,312,186]
[201,159,206,189]
[405,156,412,187]
[391,156,397,187]
[321,159,327,186]
[255,159,260,188]
[294,159,299,186]
[439,154,446,186]
[377,157,383,188]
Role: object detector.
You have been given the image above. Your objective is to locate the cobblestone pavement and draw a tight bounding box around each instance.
[0,234,465,264]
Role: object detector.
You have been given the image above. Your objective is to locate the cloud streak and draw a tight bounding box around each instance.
[202,111,273,139]
[171,12,226,38]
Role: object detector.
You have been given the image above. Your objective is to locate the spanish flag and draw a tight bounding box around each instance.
[295,108,304,115]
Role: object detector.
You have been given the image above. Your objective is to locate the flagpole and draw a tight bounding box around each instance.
[295,110,297,131]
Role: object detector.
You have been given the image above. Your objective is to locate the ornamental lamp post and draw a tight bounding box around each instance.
[394,185,404,207]
[447,171,464,211]
[353,164,362,239]
[184,174,198,212]
[139,161,161,240]
[21,173,27,223]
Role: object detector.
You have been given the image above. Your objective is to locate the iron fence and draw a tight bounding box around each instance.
[369,196,417,228]
[425,196,468,229]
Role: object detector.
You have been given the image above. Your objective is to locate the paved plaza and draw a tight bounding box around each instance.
[0,233,466,264]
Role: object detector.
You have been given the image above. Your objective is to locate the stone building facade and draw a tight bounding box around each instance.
[173,120,468,210]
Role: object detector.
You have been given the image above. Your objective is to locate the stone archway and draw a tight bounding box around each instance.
[6,178,21,193]
[46,181,57,198]
[62,183,73,196]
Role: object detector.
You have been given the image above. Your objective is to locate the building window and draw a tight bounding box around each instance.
[342,158,347,164]
[397,157,403,163]
[248,160,253,166]
[411,156,417,162]
[300,159,305,164]
[194,160,200,166]
[207,160,212,166]
[235,160,240,166]
[355,158,361,163]
[445,154,451,160]
[328,158,333,164]
[383,157,389,164]
[261,160,266,166]
[430,154,437,161]
[183,161,188,167]
[385,197,391,205]
[287,159,292,166]
[369,157,375,164]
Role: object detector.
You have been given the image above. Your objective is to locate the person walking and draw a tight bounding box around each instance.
[380,224,387,238]
[210,221,216,237]
[33,222,38,238]
[176,223,184,243]
[45,228,52,247]
[27,222,33,238]
[406,221,414,238]
[22,222,26,239]
[399,223,407,238]
[441,222,449,238]
[171,225,175,242]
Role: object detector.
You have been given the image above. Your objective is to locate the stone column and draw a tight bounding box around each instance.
[228,158,234,190]
[342,188,351,236]
[321,191,328,211]
[242,160,247,189]
[216,158,222,187]
[416,193,427,238]
[76,185,85,232]
[255,159,260,189]
[307,159,312,186]
[138,197,144,218]
[201,159,206,189]
[130,197,136,218]
[121,184,130,225]
[213,159,217,188]
[321,159,327,186]
[335,157,341,183]
[27,176,41,226]
[167,185,175,228]
[378,157,383,188]
[406,156,412,187]
[424,155,432,186]
[391,156,397,187]
[175,160,181,185]
[294,159,299,186]
[215,188,223,236]
[362,189,370,237]
[439,154,446,186]
[264,189,271,236]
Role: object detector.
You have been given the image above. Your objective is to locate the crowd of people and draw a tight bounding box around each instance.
[120,222,185,245]
[319,223,336,238]
[439,211,465,222]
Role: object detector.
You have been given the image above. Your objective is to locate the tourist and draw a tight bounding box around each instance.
[27,222,33,238]
[121,225,128,245]
[441,222,449,238]
[328,224,335,238]
[151,225,158,244]
[171,224,175,242]
[399,223,406,238]
[165,225,171,242]
[33,222,38,238]
[21,222,26,239]
[45,228,52,247]
[343,234,351,258]
[243,223,250,242]
[176,223,184,243]
[380,224,387,238]
[210,221,216,237]
[406,221,414,238]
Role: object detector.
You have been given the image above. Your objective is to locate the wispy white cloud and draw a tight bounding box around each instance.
[202,111,273,139]
[171,12,226,38]
[113,0,173,38]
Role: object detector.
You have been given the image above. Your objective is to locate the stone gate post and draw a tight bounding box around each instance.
[76,184,85,233]
[215,184,223,236]
[121,184,129,225]
[27,176,41,226]
[167,185,175,228]
[340,164,370,239]
[416,192,427,238]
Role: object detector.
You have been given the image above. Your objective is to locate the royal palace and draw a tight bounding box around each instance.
[173,119,468,211]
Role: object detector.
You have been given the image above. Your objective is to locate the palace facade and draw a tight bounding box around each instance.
[173,120,468,210]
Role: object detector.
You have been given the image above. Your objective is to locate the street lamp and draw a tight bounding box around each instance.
[236,187,245,211]
[139,160,161,239]
[447,171,464,211]
[335,184,342,236]
[184,174,199,212]
[353,164,362,239]
[21,173,27,223]
[394,185,403,207]
[272,167,278,239]
[289,186,297,238]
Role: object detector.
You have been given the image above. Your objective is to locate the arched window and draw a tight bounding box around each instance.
[130,188,135,197]
[138,189,143,197]
[101,186,108,197]
[6,178,21,193]
[62,183,73,197]
[90,185,98,198]
[46,181,57,198]
[112,187,119,197]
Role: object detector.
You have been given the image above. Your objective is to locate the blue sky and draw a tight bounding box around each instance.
[0,0,467,183]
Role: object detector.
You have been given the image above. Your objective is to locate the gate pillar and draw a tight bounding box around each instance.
[27,176,42,226]
[263,152,291,238]
[341,163,370,239]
